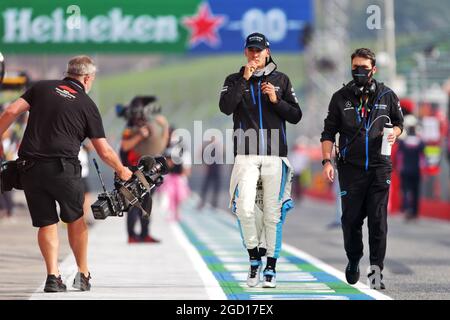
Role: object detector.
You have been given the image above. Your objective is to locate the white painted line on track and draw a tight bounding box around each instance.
[213,204,392,300]
[282,243,392,300]
[171,222,227,300]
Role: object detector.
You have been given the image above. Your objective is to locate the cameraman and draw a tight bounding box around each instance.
[320,48,403,289]
[119,102,169,243]
[0,55,132,292]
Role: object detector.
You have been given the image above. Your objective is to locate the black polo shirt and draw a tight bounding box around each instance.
[19,77,105,160]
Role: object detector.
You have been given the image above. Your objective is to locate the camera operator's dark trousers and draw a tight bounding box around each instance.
[19,158,84,227]
[337,163,391,270]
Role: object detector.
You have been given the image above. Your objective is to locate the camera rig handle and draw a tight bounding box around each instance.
[93,158,108,193]
[120,169,153,218]
[91,155,167,220]
[118,184,151,218]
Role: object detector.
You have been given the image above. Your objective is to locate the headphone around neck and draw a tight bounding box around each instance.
[351,80,377,97]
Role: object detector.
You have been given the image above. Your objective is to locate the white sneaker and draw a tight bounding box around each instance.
[262,269,276,288]
[246,262,262,287]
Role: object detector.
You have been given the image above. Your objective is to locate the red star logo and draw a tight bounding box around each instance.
[182,3,226,48]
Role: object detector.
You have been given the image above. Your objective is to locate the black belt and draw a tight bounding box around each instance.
[22,157,78,163]
[18,157,79,172]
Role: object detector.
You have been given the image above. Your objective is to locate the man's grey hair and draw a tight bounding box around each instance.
[66,55,97,76]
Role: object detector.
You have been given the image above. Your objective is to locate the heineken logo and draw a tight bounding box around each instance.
[0,0,312,53]
[2,8,179,43]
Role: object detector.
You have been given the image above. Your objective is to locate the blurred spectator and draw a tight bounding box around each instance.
[0,185,14,219]
[397,125,425,221]
[288,140,310,202]
[447,125,450,164]
[198,136,223,210]
[447,126,450,200]
[0,105,27,221]
[0,134,15,219]
[160,129,191,222]
[399,98,415,116]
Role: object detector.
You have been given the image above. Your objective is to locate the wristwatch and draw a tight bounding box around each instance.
[321,159,332,166]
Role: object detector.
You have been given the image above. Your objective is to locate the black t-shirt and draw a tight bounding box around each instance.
[19,77,105,159]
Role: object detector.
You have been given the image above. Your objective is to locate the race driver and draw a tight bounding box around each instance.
[219,32,302,288]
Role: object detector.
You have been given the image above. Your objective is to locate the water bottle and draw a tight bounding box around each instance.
[381,123,394,156]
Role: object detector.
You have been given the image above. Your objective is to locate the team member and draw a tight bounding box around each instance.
[320,48,403,289]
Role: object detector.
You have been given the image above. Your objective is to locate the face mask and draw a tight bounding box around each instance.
[352,66,373,87]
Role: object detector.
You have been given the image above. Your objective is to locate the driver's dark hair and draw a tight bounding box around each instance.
[351,48,376,67]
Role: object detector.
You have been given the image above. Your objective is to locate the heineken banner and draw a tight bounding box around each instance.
[0,0,312,53]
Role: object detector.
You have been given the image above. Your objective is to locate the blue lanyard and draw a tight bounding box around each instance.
[250,80,265,154]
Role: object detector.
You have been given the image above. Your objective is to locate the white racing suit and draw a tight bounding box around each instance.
[229,155,294,259]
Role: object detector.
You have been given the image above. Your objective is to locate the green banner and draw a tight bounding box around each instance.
[0,0,201,53]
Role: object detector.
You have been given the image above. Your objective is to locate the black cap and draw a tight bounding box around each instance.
[245,32,270,50]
